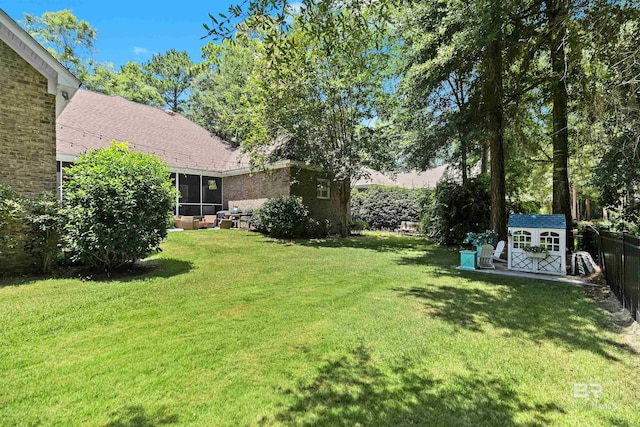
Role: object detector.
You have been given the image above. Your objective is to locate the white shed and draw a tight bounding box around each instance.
[507,214,567,275]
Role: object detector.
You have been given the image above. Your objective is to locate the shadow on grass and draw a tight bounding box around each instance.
[277,233,461,276]
[104,405,178,427]
[289,233,434,253]
[395,284,636,361]
[0,258,193,288]
[264,345,563,426]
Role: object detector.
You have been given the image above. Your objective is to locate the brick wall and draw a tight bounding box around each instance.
[222,167,291,209]
[290,167,344,233]
[0,39,57,197]
[223,165,344,233]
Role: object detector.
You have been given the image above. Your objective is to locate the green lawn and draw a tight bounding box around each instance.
[1,231,638,426]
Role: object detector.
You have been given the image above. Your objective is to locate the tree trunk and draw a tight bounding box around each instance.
[549,0,573,249]
[485,36,507,241]
[460,133,468,185]
[338,178,351,238]
[480,143,488,175]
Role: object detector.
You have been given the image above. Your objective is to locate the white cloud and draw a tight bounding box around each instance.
[132,46,150,55]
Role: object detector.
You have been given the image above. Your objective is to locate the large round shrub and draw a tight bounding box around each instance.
[252,196,309,238]
[62,142,177,271]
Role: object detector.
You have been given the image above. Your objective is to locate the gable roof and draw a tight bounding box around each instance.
[508,214,567,230]
[57,89,249,173]
[0,8,80,116]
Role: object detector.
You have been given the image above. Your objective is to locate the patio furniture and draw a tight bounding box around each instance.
[176,216,199,230]
[219,219,233,229]
[238,212,253,229]
[477,244,495,269]
[459,250,477,270]
[203,215,217,228]
[493,240,507,263]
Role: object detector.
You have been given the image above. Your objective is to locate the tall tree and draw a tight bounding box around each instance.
[546,0,572,244]
[144,49,198,113]
[238,2,397,236]
[21,9,97,80]
[187,39,261,143]
[84,62,165,107]
[395,0,512,238]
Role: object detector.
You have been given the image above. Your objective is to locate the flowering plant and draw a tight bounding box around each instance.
[523,245,547,254]
[463,230,498,247]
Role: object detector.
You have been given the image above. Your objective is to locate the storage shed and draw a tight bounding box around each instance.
[508,214,567,275]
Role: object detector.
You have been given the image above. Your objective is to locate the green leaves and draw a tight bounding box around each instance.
[252,196,311,238]
[21,9,97,80]
[61,142,178,272]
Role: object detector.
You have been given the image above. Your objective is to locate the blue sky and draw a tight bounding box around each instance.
[3,1,236,67]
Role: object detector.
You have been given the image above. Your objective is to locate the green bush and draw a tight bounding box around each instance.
[351,186,425,231]
[421,175,492,245]
[26,193,62,273]
[61,142,177,272]
[251,196,310,238]
[0,185,31,274]
[0,187,62,275]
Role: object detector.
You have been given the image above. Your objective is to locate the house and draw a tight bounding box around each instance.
[56,89,343,230]
[0,8,80,197]
[354,166,449,190]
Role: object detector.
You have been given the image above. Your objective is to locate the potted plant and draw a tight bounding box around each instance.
[464,230,499,256]
[523,245,548,259]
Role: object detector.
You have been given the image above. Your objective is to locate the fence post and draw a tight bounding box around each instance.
[622,231,627,310]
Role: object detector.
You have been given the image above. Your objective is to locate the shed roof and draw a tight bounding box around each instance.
[508,214,566,229]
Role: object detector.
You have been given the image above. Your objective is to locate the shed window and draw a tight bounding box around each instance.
[540,231,560,252]
[513,231,531,249]
[317,179,330,200]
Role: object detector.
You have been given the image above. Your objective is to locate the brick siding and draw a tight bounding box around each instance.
[0,39,57,197]
[222,167,291,209]
[290,167,344,233]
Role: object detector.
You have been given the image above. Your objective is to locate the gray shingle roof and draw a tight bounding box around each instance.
[354,165,448,189]
[57,89,249,172]
[508,214,567,229]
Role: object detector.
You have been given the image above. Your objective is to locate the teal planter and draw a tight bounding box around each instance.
[460,250,477,270]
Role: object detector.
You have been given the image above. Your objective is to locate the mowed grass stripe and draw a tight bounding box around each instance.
[1,231,638,426]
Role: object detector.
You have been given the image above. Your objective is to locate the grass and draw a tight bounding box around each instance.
[1,231,639,426]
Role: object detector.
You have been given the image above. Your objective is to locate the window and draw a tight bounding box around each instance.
[540,231,560,252]
[513,230,531,249]
[317,178,330,200]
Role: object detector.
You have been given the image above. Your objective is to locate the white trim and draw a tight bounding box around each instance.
[508,226,566,275]
[221,160,292,177]
[316,178,331,200]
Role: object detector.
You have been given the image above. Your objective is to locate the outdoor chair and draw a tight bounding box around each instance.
[219,219,233,229]
[203,215,217,228]
[177,216,198,230]
[493,240,507,263]
[478,244,496,269]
